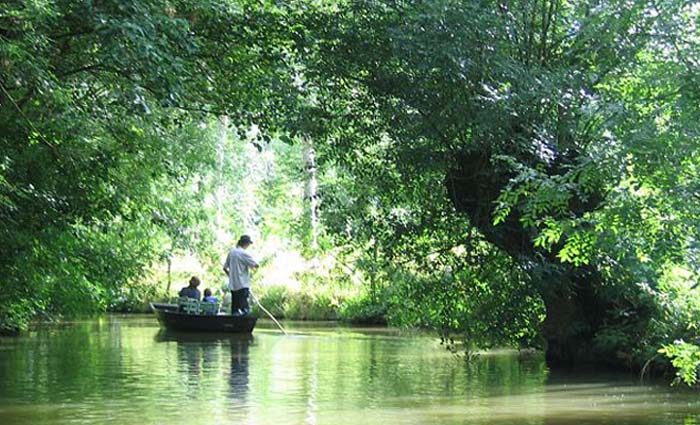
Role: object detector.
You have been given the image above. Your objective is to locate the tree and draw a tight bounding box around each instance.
[0,0,298,331]
[298,0,700,367]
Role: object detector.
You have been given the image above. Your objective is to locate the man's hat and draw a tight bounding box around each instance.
[238,235,253,245]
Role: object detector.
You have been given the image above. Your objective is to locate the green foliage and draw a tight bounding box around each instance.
[0,0,296,331]
[284,291,337,321]
[388,249,545,350]
[253,285,290,318]
[252,285,342,321]
[2,0,700,386]
[108,279,168,313]
[292,0,700,381]
[338,292,388,325]
[660,341,700,386]
[645,266,700,384]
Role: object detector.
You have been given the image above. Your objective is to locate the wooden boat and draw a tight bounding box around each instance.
[150,302,179,312]
[150,303,257,333]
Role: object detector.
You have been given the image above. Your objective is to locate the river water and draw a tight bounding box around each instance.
[0,315,697,425]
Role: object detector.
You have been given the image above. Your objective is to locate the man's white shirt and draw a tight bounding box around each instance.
[224,247,259,291]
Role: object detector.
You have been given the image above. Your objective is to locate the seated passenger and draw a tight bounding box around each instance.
[202,288,218,304]
[178,276,201,300]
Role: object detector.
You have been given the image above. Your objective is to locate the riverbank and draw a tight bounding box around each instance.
[0,287,385,336]
[106,285,388,325]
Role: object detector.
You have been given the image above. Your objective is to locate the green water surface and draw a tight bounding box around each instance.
[0,316,697,424]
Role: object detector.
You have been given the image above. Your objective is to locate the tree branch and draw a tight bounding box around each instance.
[0,81,57,152]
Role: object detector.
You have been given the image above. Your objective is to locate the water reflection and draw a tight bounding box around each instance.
[155,330,218,386]
[0,317,699,425]
[154,329,253,419]
[228,335,250,403]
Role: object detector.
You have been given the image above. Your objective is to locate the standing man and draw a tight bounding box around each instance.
[223,235,259,316]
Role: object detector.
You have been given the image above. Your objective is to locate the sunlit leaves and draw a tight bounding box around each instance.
[659,341,700,386]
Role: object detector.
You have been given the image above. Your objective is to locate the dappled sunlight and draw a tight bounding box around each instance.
[257,249,307,291]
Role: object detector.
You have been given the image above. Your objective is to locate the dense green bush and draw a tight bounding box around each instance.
[252,285,341,321]
[652,267,700,385]
[107,280,168,313]
[250,283,391,324]
[0,221,160,332]
[252,286,290,318]
[338,294,388,325]
[284,292,338,321]
[660,341,700,386]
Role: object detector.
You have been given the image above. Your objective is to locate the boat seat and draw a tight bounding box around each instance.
[176,297,189,310]
[199,302,219,316]
[178,297,201,315]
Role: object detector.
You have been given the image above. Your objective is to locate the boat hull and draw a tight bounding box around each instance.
[151,303,256,333]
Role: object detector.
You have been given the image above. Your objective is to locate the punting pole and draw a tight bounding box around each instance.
[251,291,288,335]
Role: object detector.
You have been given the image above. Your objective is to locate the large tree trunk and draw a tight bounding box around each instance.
[446,151,633,368]
[538,266,613,368]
